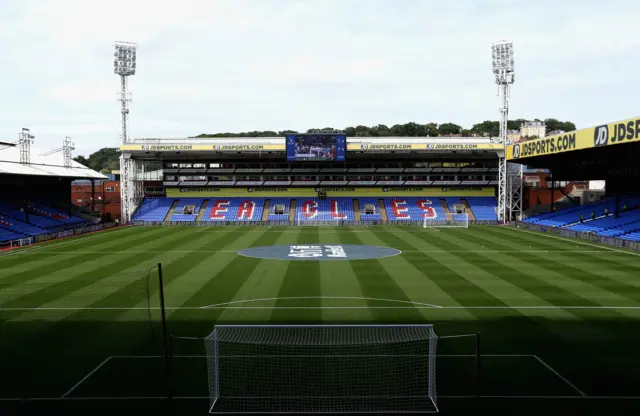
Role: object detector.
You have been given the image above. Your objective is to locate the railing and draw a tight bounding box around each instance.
[133,220,500,227]
[515,221,640,252]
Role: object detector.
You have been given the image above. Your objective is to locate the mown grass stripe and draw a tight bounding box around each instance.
[428,230,634,320]
[214,229,302,323]
[335,228,428,323]
[376,228,522,311]
[0,227,168,289]
[317,229,374,322]
[455,229,640,309]
[0,228,198,311]
[485,226,640,270]
[269,227,322,323]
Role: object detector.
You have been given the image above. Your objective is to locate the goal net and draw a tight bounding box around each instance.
[423,213,469,229]
[296,211,342,226]
[204,324,438,414]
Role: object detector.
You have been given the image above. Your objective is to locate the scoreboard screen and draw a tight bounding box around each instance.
[286,134,346,162]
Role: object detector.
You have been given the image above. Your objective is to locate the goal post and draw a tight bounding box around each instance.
[205,324,439,414]
[423,213,469,229]
[296,211,341,226]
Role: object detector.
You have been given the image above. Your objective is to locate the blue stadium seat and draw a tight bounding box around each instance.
[202,198,265,222]
[383,197,445,221]
[465,197,499,221]
[268,198,291,221]
[294,198,354,223]
[170,198,204,222]
[358,198,381,221]
[132,198,175,222]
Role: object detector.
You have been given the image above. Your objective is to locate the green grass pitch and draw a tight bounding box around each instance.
[1,224,640,414]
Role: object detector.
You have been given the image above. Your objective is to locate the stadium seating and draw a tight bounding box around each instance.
[30,203,85,225]
[384,197,446,221]
[170,198,204,222]
[131,196,500,225]
[524,196,640,228]
[267,198,291,221]
[0,228,24,242]
[465,197,499,221]
[132,198,175,222]
[202,198,265,222]
[358,197,382,221]
[294,198,354,223]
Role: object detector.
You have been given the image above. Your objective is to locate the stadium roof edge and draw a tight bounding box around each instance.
[0,146,107,180]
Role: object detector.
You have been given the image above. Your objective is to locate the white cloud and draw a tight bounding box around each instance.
[0,0,639,155]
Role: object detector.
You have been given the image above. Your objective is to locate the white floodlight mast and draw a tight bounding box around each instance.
[63,136,75,169]
[114,41,139,223]
[492,41,517,223]
[19,128,34,165]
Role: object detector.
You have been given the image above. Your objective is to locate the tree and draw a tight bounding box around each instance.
[73,155,88,166]
[470,120,500,137]
[424,123,439,136]
[437,123,462,136]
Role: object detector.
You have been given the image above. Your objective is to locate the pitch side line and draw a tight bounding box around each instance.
[60,357,112,398]
[5,249,615,255]
[5,395,640,401]
[533,355,586,397]
[3,305,640,311]
[505,226,640,257]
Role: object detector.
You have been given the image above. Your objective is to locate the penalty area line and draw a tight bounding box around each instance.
[3,305,640,311]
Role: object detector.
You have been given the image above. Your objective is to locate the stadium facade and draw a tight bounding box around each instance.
[120,135,511,224]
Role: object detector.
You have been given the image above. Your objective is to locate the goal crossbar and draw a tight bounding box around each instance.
[423,213,469,228]
[205,324,438,414]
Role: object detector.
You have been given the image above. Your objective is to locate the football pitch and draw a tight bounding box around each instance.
[1,224,640,414]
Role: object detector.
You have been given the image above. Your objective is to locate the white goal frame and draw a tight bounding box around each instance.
[296,211,343,226]
[205,324,439,414]
[423,213,469,229]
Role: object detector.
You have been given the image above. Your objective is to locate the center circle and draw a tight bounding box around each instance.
[237,244,402,261]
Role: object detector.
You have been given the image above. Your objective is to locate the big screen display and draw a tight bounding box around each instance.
[286,134,346,162]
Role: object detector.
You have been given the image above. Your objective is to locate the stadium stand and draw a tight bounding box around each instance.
[466,197,499,221]
[132,198,175,222]
[383,197,445,221]
[202,198,265,222]
[294,198,354,222]
[170,198,204,222]
[130,196,500,224]
[524,196,640,228]
[358,197,382,221]
[267,198,291,221]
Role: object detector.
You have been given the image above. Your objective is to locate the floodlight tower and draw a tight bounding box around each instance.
[491,41,521,222]
[114,41,140,223]
[19,128,35,165]
[63,136,75,168]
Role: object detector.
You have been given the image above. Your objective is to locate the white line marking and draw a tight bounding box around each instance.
[3,395,640,401]
[534,355,587,397]
[0,227,134,258]
[5,249,614,255]
[3,305,640,311]
[200,296,442,309]
[504,226,640,257]
[60,357,112,398]
[110,354,532,358]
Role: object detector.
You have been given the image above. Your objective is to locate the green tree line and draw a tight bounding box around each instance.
[194,118,576,138]
[74,118,576,171]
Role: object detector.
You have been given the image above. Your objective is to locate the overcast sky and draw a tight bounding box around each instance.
[0,0,639,156]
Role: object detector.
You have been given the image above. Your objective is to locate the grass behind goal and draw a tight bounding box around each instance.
[1,225,640,415]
